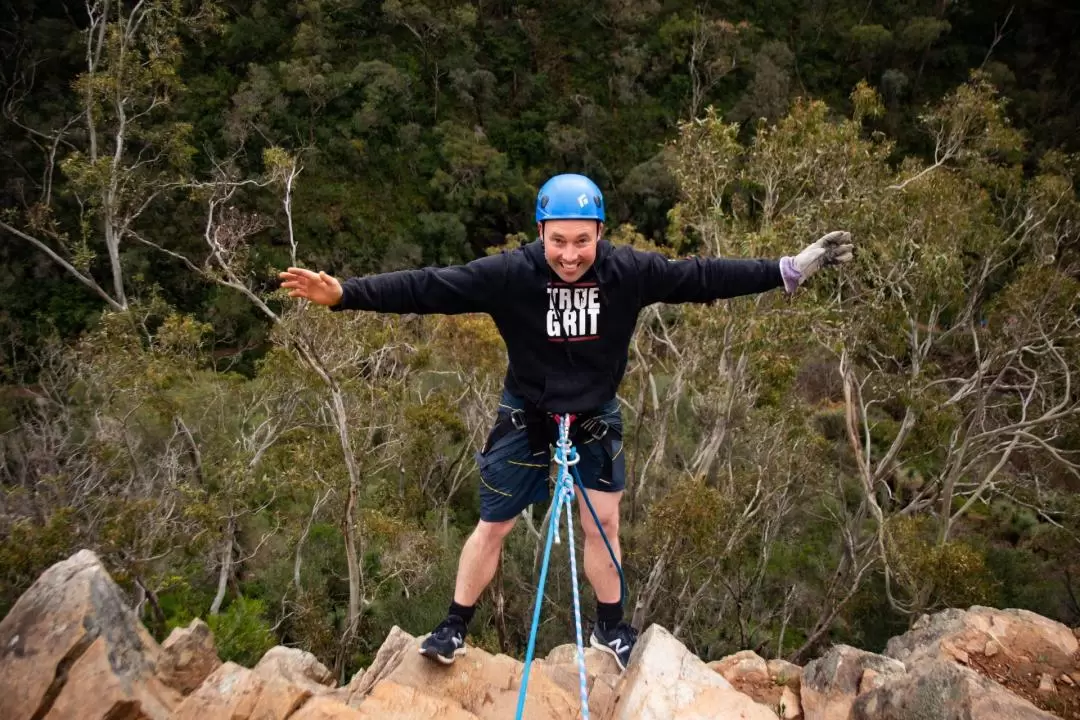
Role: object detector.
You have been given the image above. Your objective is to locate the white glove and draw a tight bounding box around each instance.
[782,231,854,290]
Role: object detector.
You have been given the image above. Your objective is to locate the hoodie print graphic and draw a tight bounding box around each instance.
[546,282,601,341]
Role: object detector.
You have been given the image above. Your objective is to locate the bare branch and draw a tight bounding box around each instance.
[0,220,123,310]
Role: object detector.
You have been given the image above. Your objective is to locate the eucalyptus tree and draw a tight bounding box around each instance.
[1,0,220,311]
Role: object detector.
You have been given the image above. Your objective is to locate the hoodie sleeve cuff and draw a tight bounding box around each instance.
[779,256,802,294]
[329,280,354,312]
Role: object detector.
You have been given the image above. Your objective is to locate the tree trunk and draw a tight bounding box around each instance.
[330,387,364,637]
[630,547,669,628]
[209,516,236,615]
[135,575,166,633]
[491,558,509,653]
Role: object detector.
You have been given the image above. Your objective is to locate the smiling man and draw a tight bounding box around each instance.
[278,173,854,671]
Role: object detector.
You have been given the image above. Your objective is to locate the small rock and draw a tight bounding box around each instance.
[172,662,312,720]
[802,645,905,720]
[859,668,886,694]
[983,640,1000,657]
[709,650,770,686]
[767,659,803,689]
[1059,673,1074,687]
[1038,674,1056,694]
[778,685,801,720]
[254,646,335,695]
[159,619,222,695]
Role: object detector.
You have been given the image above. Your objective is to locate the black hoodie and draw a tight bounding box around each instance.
[333,239,783,412]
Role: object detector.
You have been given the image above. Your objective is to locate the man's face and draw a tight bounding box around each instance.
[540,219,602,283]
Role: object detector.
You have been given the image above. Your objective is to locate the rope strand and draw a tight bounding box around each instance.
[515,413,624,720]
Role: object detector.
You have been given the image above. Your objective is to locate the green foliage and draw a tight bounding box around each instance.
[886,515,994,613]
[206,597,277,667]
[0,509,81,618]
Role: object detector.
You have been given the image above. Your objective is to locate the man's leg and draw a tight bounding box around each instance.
[454,518,517,605]
[579,487,637,670]
[578,488,622,603]
[421,394,546,665]
[419,518,516,664]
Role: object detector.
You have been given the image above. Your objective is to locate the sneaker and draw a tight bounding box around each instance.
[590,621,638,671]
[418,615,467,665]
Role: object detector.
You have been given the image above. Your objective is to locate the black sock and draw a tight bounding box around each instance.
[448,601,475,628]
[596,600,623,630]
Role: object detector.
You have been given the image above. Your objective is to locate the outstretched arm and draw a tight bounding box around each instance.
[279,253,510,315]
[635,231,853,306]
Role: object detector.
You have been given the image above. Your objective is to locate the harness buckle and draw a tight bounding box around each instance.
[582,417,610,441]
[510,408,527,431]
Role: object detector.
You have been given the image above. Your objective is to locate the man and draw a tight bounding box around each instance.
[279,173,853,671]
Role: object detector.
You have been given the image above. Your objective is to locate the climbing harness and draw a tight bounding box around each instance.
[514,413,626,720]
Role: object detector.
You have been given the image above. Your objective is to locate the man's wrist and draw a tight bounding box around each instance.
[328,283,347,311]
[779,256,802,293]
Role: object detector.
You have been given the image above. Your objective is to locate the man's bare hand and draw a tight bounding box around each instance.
[278,267,344,306]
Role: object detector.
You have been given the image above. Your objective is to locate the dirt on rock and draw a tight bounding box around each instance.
[725,675,788,716]
[966,648,1080,719]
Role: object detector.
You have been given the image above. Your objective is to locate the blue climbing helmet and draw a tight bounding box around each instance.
[535,174,605,223]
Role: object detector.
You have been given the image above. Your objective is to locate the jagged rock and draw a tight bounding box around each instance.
[606,624,779,719]
[0,549,180,720]
[535,643,620,703]
[767,659,804,689]
[801,645,905,720]
[885,606,1078,670]
[254,645,336,694]
[344,625,413,699]
[291,695,367,719]
[884,606,1080,717]
[587,672,621,719]
[852,659,1060,720]
[7,551,1078,720]
[348,680,481,719]
[158,618,222,695]
[710,650,786,712]
[544,642,620,675]
[172,661,312,719]
[343,626,578,719]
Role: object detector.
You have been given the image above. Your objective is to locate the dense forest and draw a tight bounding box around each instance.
[1,0,1078,680]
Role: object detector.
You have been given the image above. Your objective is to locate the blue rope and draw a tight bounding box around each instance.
[561,436,590,717]
[514,417,578,720]
[514,414,626,720]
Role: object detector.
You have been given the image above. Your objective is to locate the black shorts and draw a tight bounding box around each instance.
[475,391,625,522]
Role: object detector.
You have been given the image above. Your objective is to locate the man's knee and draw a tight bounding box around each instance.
[582,502,619,539]
[472,517,516,545]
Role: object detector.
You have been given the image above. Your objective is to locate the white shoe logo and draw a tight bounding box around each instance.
[452,636,463,648]
[608,638,627,655]
[577,193,589,208]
